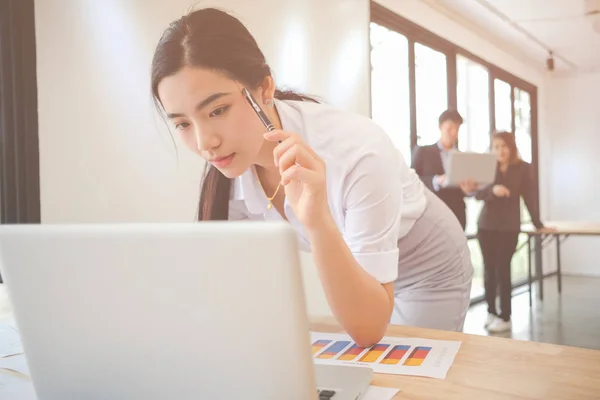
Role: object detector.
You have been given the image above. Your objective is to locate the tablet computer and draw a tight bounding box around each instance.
[446,151,497,186]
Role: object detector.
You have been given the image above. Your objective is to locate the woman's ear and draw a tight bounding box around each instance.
[260,76,276,102]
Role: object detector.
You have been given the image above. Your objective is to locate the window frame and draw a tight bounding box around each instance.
[0,0,41,227]
[370,0,539,221]
[370,2,542,303]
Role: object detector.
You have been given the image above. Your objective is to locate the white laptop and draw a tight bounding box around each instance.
[446,151,497,186]
[0,222,372,400]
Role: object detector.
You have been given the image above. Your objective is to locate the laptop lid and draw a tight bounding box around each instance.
[0,222,318,400]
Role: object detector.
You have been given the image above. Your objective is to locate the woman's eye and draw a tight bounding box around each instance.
[209,105,230,118]
[174,122,190,130]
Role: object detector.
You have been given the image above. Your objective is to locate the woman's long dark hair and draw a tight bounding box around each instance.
[151,8,317,221]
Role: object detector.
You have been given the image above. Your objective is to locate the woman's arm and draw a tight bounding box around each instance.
[307,217,394,348]
[521,163,544,229]
[474,183,496,201]
[265,129,400,348]
[303,146,401,347]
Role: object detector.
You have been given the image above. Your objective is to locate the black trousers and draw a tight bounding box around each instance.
[446,202,466,231]
[477,229,519,321]
[454,206,466,231]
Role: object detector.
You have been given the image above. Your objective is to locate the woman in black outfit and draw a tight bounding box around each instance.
[476,131,547,333]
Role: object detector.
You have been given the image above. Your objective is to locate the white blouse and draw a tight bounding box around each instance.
[228,99,427,284]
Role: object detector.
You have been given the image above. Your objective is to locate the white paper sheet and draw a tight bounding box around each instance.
[362,386,400,400]
[0,372,37,400]
[0,324,23,357]
[310,332,461,379]
[0,354,30,376]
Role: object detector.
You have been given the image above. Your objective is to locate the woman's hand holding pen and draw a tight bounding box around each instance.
[263,130,332,231]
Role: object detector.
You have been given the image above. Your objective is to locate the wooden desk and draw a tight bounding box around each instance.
[2,316,600,399]
[521,221,600,305]
[312,317,600,400]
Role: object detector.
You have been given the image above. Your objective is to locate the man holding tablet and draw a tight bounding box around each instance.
[411,109,478,230]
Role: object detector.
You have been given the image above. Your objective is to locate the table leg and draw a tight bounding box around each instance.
[527,235,532,307]
[556,235,562,294]
[535,235,543,301]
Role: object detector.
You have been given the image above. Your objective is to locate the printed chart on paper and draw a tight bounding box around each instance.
[310,332,461,379]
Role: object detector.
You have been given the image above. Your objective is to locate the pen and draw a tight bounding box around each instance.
[241,88,281,143]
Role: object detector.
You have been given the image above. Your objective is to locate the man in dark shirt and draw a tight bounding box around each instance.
[411,109,476,230]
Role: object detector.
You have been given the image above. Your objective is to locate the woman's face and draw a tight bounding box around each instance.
[157,66,271,178]
[492,138,510,164]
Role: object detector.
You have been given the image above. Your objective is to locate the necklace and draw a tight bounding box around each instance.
[255,167,282,210]
[264,181,282,210]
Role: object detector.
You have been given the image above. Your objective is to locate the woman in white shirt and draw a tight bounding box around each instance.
[151,8,473,347]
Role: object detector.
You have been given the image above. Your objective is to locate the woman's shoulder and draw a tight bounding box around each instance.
[515,159,532,172]
[285,99,396,155]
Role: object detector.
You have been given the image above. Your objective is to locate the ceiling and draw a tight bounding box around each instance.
[421,0,600,74]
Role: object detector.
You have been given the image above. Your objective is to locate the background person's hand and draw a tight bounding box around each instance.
[435,174,447,187]
[459,179,478,194]
[492,184,510,197]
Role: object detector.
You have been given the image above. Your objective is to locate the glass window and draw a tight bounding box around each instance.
[456,55,490,299]
[494,79,512,132]
[514,88,532,163]
[415,43,448,146]
[512,88,534,283]
[457,55,490,154]
[370,23,411,165]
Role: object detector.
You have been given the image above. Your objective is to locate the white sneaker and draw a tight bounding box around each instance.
[486,318,512,333]
[484,313,498,328]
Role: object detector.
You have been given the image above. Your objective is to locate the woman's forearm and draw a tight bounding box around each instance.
[307,215,394,348]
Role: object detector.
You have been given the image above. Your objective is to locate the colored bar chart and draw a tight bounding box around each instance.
[310,332,462,379]
[337,344,366,361]
[403,346,432,366]
[317,341,351,359]
[359,344,390,363]
[380,345,411,365]
[312,340,331,355]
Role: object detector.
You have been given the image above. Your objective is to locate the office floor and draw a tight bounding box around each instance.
[463,275,600,350]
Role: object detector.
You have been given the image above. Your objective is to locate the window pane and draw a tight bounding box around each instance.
[512,88,534,283]
[457,57,489,234]
[457,55,490,299]
[514,87,533,225]
[494,79,512,132]
[514,88,532,163]
[512,234,532,283]
[457,55,490,153]
[415,43,448,146]
[370,23,411,164]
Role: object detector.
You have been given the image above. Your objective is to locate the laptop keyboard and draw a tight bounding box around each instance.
[317,389,336,399]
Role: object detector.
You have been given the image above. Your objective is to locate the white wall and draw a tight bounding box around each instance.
[546,71,600,276]
[34,0,369,317]
[35,0,370,224]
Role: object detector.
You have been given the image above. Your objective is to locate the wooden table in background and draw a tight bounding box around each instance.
[521,221,600,306]
[311,317,600,400]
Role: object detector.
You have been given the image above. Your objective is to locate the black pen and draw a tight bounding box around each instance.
[241,88,281,143]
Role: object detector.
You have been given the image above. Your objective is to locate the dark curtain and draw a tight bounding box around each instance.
[0,0,41,281]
